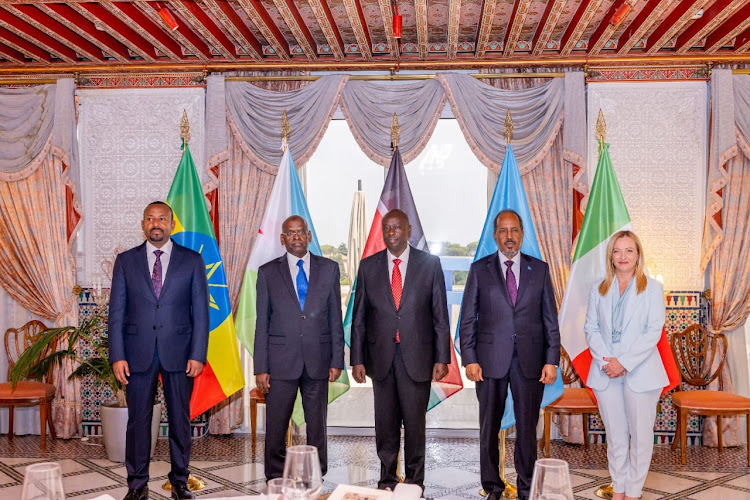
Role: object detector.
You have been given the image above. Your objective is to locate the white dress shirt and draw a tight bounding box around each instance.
[287,251,311,295]
[497,250,520,291]
[387,245,410,287]
[146,239,173,281]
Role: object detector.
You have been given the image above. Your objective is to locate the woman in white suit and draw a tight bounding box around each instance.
[585,230,667,500]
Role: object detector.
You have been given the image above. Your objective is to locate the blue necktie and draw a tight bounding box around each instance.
[296,259,308,310]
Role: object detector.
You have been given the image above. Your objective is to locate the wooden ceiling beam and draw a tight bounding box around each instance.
[0,6,78,62]
[475,0,497,59]
[644,0,704,54]
[169,0,237,60]
[0,25,50,63]
[8,4,106,62]
[39,3,131,62]
[376,0,398,59]
[675,0,741,53]
[503,0,532,58]
[560,0,603,56]
[272,0,317,60]
[343,0,371,60]
[733,25,750,53]
[0,40,25,64]
[588,0,628,55]
[415,0,429,59]
[133,1,211,61]
[705,3,750,52]
[531,0,565,56]
[202,0,261,60]
[309,0,345,60]
[236,0,290,60]
[447,0,460,59]
[617,0,674,55]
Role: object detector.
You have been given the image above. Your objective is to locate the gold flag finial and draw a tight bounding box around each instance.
[391,113,400,149]
[281,110,290,151]
[596,109,607,156]
[180,110,190,144]
[504,110,514,144]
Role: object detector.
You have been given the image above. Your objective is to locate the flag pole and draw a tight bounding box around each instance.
[162,109,207,494]
[281,109,295,447]
[593,109,614,500]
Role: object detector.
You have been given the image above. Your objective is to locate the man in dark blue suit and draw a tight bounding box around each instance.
[109,201,209,500]
[254,215,345,481]
[459,209,560,500]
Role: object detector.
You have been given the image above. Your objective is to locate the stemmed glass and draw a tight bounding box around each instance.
[21,462,65,500]
[528,458,574,500]
[282,445,323,500]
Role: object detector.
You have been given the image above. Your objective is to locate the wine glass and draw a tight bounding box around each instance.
[282,445,323,500]
[528,458,574,500]
[267,477,295,500]
[21,462,65,500]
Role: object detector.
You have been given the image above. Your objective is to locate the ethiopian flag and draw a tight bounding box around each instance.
[235,142,350,424]
[558,140,679,394]
[167,143,245,419]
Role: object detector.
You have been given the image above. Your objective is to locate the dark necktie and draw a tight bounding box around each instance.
[392,258,402,342]
[152,249,164,299]
[505,259,517,306]
[296,259,308,310]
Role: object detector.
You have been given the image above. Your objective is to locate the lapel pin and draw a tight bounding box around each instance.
[527,265,532,270]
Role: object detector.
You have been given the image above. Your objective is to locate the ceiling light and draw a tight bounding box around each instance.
[157,2,179,31]
[610,1,633,28]
[392,2,402,39]
[692,9,704,19]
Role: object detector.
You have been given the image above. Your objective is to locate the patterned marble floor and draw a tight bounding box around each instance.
[0,434,749,499]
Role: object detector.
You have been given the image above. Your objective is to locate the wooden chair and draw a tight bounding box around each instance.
[670,324,750,466]
[541,347,599,457]
[0,320,57,451]
[249,387,291,450]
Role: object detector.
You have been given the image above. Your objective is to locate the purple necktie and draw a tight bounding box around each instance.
[152,249,164,299]
[504,260,517,306]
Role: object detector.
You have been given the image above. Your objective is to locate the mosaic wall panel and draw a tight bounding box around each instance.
[78,288,208,437]
[588,290,709,445]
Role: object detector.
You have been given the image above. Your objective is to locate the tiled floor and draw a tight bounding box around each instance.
[1,434,749,499]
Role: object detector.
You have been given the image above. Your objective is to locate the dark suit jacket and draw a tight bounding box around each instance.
[459,252,560,379]
[350,247,451,382]
[108,241,209,373]
[253,254,345,380]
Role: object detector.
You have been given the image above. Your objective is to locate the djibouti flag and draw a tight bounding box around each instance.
[167,143,244,418]
[235,141,350,424]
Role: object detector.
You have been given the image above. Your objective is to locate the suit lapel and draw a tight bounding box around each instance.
[277,255,301,310]
[515,254,531,305]
[137,242,158,299]
[487,253,513,308]
[303,255,326,313]
[399,246,419,309]
[375,251,397,311]
[159,242,184,299]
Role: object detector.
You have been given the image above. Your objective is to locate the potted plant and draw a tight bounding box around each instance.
[10,313,161,462]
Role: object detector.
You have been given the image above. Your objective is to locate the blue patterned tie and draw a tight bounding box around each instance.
[296,259,308,310]
[152,250,164,299]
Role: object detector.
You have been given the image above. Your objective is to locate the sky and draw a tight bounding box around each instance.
[306,119,488,249]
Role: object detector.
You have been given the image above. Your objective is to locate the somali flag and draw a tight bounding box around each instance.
[166,144,244,418]
[457,144,564,428]
[235,141,349,424]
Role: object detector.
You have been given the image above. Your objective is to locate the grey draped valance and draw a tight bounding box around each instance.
[340,79,446,166]
[205,71,586,177]
[0,78,78,181]
[437,73,566,174]
[210,74,347,172]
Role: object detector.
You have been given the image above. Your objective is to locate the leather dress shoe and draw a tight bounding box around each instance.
[171,482,195,500]
[486,490,504,500]
[123,487,149,500]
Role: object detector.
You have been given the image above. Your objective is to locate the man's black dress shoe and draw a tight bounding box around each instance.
[171,482,195,500]
[123,487,149,500]
[486,490,504,500]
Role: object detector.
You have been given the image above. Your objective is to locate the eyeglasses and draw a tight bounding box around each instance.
[283,230,308,238]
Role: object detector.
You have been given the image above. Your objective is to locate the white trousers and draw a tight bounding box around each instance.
[594,377,661,498]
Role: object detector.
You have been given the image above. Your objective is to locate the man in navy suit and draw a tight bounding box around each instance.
[351,209,451,491]
[254,215,345,481]
[109,201,209,500]
[459,209,560,500]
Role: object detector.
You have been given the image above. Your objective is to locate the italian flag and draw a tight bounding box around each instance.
[559,141,679,394]
[234,141,350,423]
[167,144,245,418]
